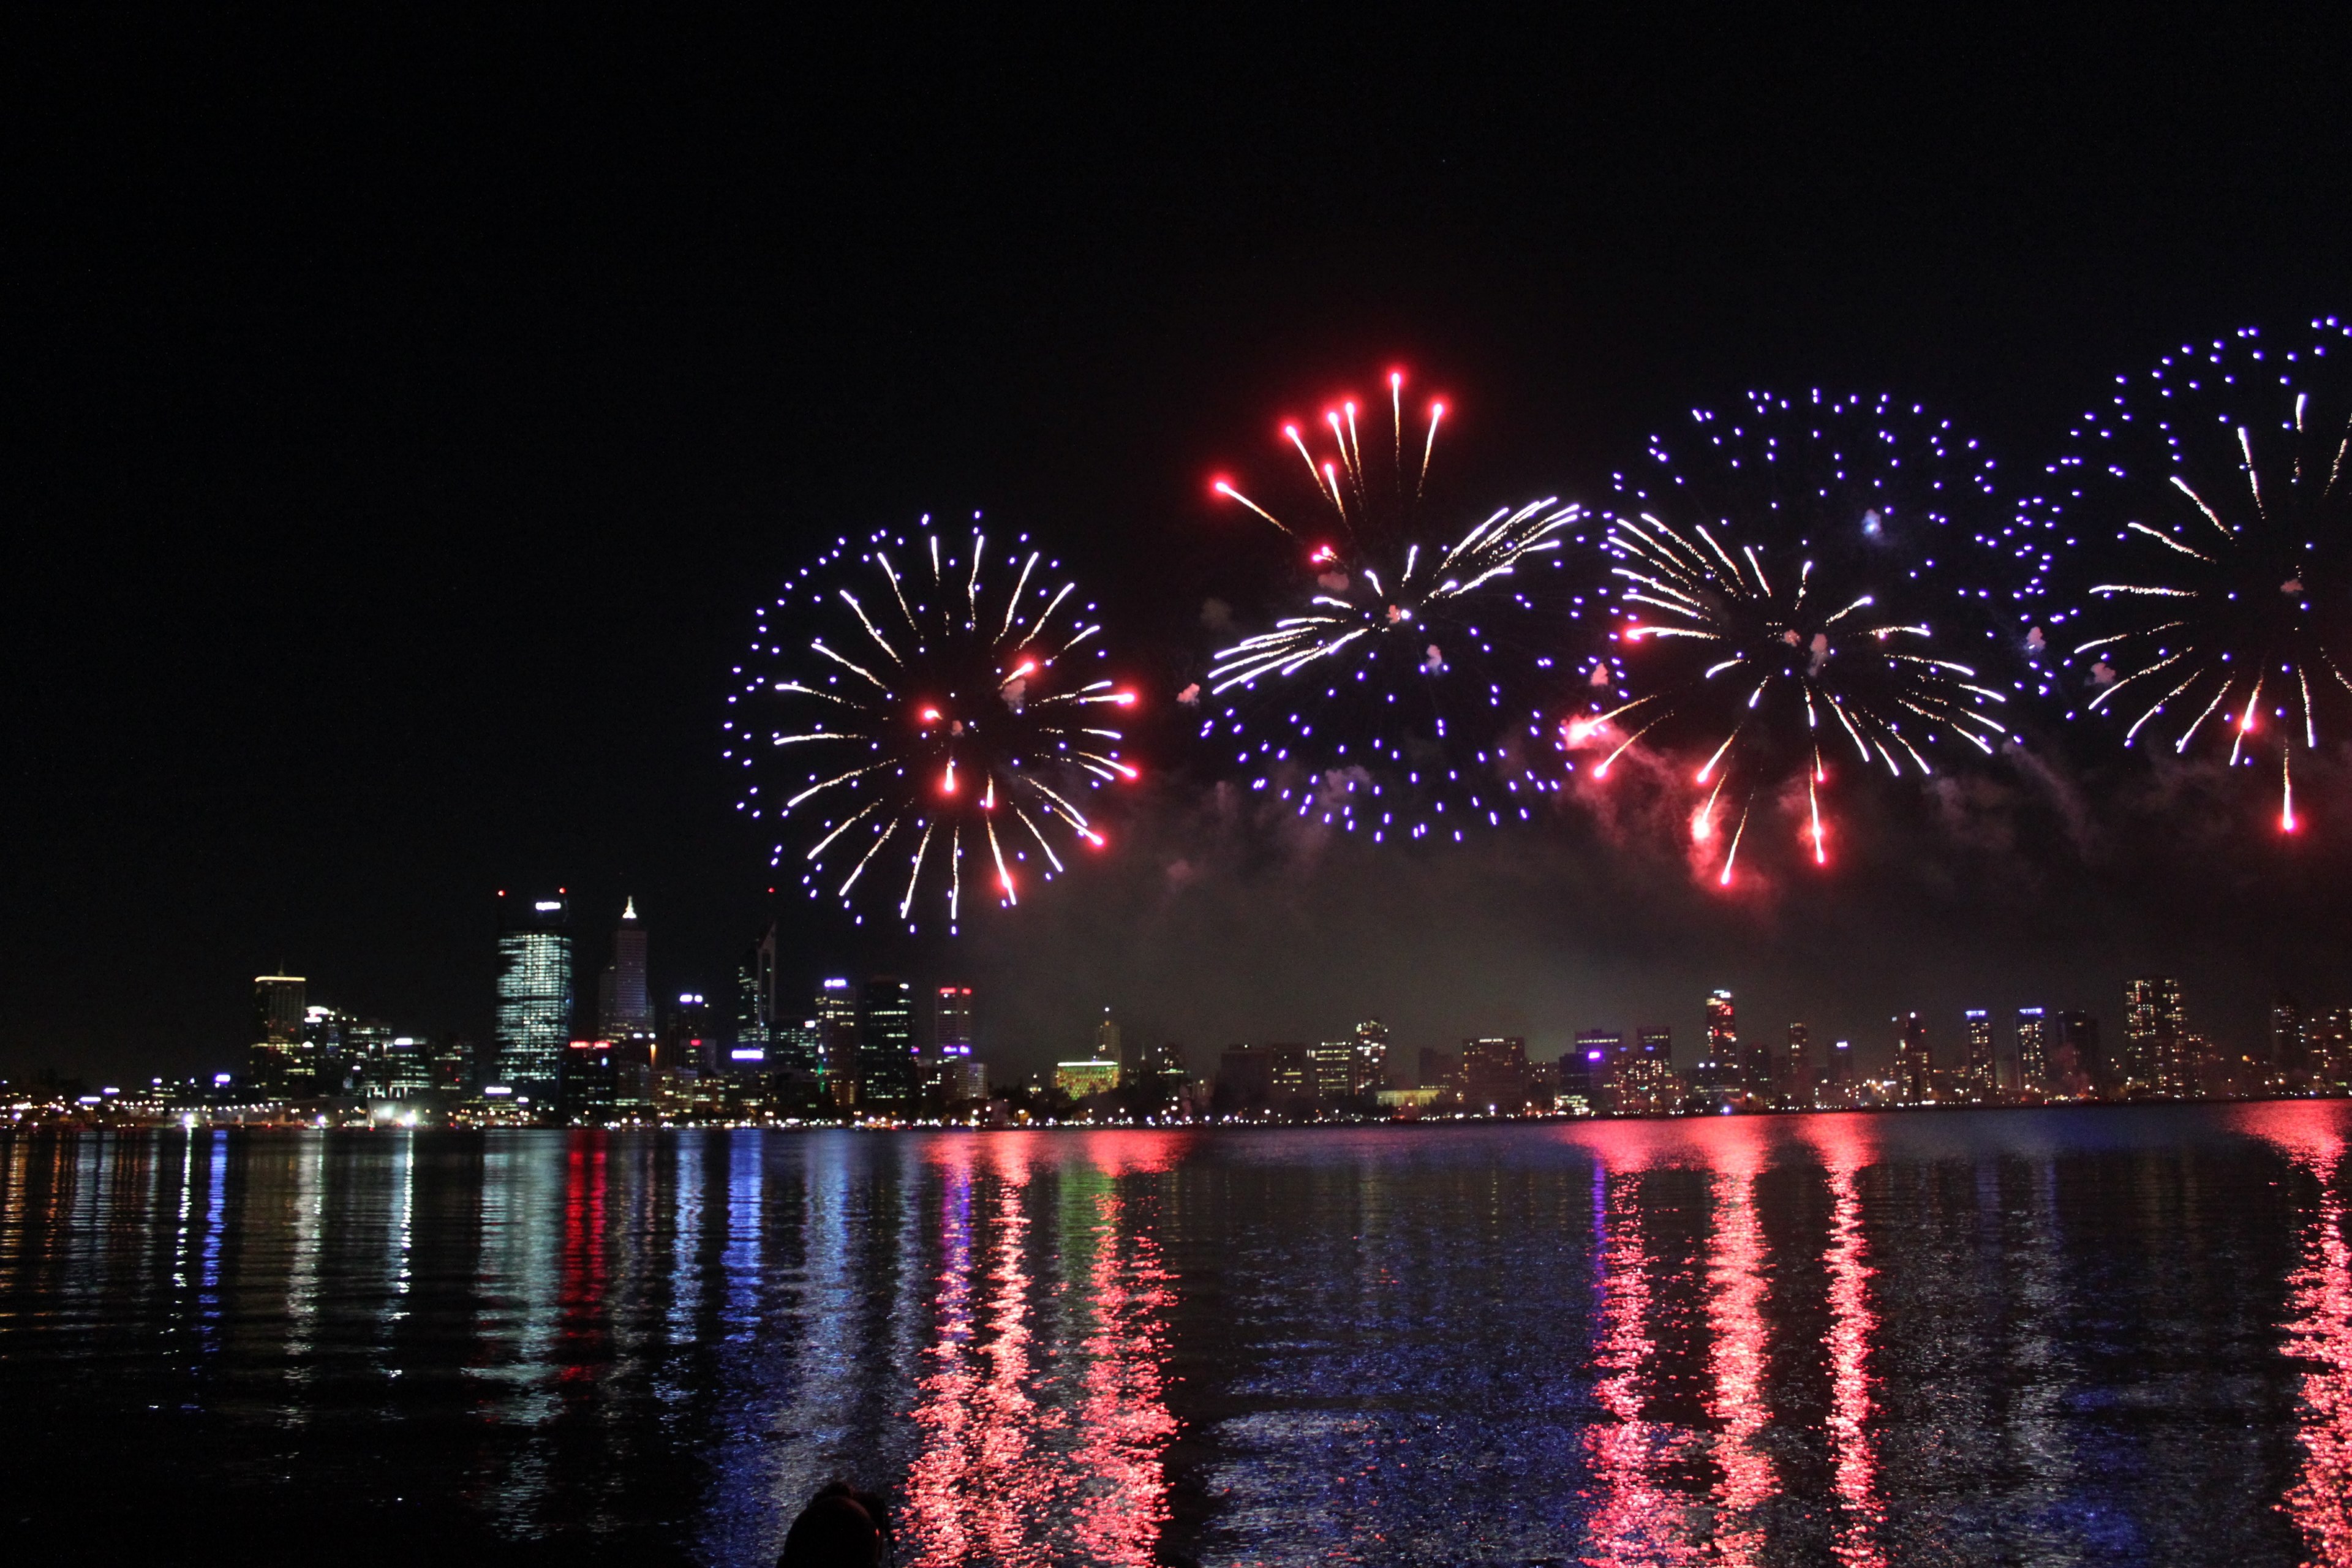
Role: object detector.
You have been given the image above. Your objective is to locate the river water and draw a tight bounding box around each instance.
[1,1107,2347,1565]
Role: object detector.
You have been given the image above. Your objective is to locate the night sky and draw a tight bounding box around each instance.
[10,10,2352,1083]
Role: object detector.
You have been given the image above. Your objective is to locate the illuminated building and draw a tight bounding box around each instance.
[770,1018,823,1086]
[1265,1043,1310,1100]
[560,1038,616,1120]
[602,898,653,1039]
[2272,997,2307,1075]
[852,978,917,1112]
[493,892,573,1104]
[1055,1058,1120,1099]
[1783,1023,1812,1106]
[1894,1012,1929,1102]
[1351,1019,1390,1093]
[1622,1025,1674,1114]
[812,978,858,1104]
[1308,1039,1355,1099]
[1575,1028,1624,1110]
[1095,1008,1123,1080]
[662,992,718,1076]
[728,919,774,1071]
[1461,1036,1529,1112]
[383,1036,434,1099]
[2016,1007,2051,1093]
[1826,1038,1855,1097]
[1963,1009,1995,1100]
[2123,976,2188,1096]
[1702,989,1749,1098]
[925,985,976,1102]
[2315,1008,2352,1087]
[249,974,307,1095]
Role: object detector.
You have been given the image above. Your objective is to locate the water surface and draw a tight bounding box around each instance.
[1,1107,2346,1565]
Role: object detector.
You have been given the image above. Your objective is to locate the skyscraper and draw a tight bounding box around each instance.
[856,977,917,1112]
[1783,1023,1812,1106]
[1827,1039,1855,1097]
[1895,1012,1930,1102]
[1095,1008,1123,1082]
[729,920,775,1069]
[1575,1028,1624,1110]
[1703,989,1746,1097]
[1963,1009,1995,1100]
[815,978,858,1104]
[2123,977,2187,1095]
[1461,1036,1529,1112]
[250,974,307,1094]
[1351,1020,1390,1093]
[1307,1039,1355,1099]
[494,892,573,1104]
[605,898,653,1041]
[927,985,976,1102]
[2272,996,2307,1074]
[2016,1007,2051,1093]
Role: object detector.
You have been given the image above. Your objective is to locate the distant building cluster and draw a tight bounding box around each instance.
[7,898,2347,1130]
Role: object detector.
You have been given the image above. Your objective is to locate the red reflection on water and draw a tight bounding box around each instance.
[905,1136,1039,1567]
[557,1134,609,1390]
[1581,1129,1703,1565]
[1072,1139,1178,1566]
[1705,1121,1773,1566]
[903,1134,1181,1567]
[1798,1117,1883,1568]
[2231,1102,2352,1561]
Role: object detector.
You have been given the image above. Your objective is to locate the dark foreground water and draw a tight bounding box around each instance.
[2,1109,2350,1566]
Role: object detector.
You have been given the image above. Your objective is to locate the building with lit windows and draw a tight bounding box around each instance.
[856,977,917,1112]
[1055,1058,1120,1098]
[250,974,307,1094]
[1351,1019,1390,1093]
[1894,1012,1930,1102]
[2016,1007,2051,1093]
[1461,1036,1529,1112]
[1963,1009,1996,1100]
[2124,976,2188,1095]
[927,985,977,1102]
[815,978,858,1103]
[494,893,573,1104]
[1783,1023,1813,1106]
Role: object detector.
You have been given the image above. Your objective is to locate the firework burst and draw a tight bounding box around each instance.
[726,518,1137,932]
[1200,369,1589,842]
[1579,392,2017,883]
[2035,318,2352,834]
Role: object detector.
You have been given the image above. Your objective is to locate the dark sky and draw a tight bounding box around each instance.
[8,9,2352,1083]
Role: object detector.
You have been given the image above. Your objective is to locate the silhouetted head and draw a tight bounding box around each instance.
[778,1481,889,1567]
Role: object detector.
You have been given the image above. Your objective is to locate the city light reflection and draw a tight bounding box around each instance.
[1798,1115,1884,1568]
[2231,1102,2352,1562]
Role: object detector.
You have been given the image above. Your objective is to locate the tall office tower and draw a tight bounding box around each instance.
[1095,1008,1124,1082]
[1461,1036,1530,1112]
[1632,1025,1674,1113]
[2271,997,2307,1074]
[856,977,918,1112]
[2123,976,2188,1095]
[605,899,654,1040]
[1703,989,1746,1094]
[729,922,776,1070]
[662,992,720,1074]
[927,985,977,1101]
[770,1018,824,1086]
[1307,1039,1356,1099]
[1783,1023,1813,1106]
[815,978,858,1101]
[1894,1012,1930,1102]
[1827,1039,1855,1096]
[495,892,573,1103]
[2316,1010,2352,1085]
[250,974,307,1093]
[1418,1047,1460,1092]
[342,1017,394,1096]
[2016,1008,2052,1093]
[1351,1019,1391,1093]
[1265,1044,1311,1101]
[1575,1029,1625,1109]
[2056,1010,2102,1096]
[1963,1010,1996,1099]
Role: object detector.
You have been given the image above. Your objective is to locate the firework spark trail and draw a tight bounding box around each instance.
[725,518,1137,933]
[1202,368,1597,844]
[2036,317,2352,834]
[1574,390,2020,884]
